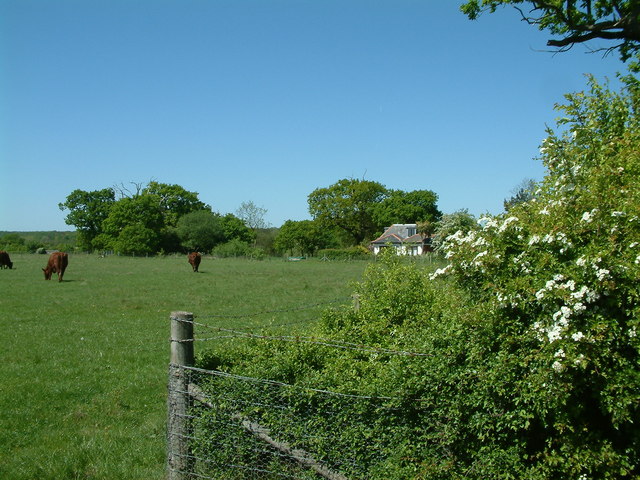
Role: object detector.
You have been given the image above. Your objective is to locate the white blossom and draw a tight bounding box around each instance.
[552,360,564,372]
[547,324,563,342]
[482,218,499,230]
[572,331,585,341]
[581,209,597,223]
[429,264,451,280]
[596,269,610,281]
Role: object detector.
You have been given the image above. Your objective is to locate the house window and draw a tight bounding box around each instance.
[407,227,416,236]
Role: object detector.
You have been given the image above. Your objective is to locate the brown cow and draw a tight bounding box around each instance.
[188,252,201,272]
[43,252,68,282]
[0,251,13,269]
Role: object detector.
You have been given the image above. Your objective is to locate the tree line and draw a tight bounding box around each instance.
[57,181,257,255]
[54,178,446,257]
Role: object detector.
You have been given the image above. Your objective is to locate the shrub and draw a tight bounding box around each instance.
[212,239,265,259]
[317,246,371,260]
[432,74,640,478]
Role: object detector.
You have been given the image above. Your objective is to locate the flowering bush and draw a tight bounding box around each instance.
[196,75,639,479]
[435,74,640,478]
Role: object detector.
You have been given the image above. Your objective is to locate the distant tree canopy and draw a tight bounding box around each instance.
[371,189,442,229]
[274,220,339,256]
[59,182,249,255]
[176,210,254,252]
[58,188,116,251]
[461,0,640,62]
[307,179,441,245]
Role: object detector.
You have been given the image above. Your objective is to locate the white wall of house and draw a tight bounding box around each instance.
[372,243,424,256]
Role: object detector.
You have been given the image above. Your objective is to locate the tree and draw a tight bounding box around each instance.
[274,220,338,256]
[176,210,225,252]
[371,189,441,231]
[236,201,269,247]
[236,201,269,230]
[503,177,538,211]
[101,195,164,254]
[60,181,210,254]
[142,181,209,228]
[58,188,115,251]
[461,0,640,62]
[308,179,388,245]
[220,213,256,245]
[111,225,159,256]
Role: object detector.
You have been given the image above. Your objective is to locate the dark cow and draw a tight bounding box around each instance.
[188,252,201,272]
[43,252,68,282]
[0,251,13,269]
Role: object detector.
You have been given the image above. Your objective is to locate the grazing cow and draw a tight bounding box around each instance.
[43,252,68,282]
[188,252,201,272]
[0,251,12,269]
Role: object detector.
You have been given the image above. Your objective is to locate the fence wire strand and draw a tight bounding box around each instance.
[168,300,449,480]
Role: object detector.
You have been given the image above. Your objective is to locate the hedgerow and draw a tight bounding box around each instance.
[196,74,639,479]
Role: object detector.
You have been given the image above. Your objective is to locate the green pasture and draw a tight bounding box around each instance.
[0,253,369,480]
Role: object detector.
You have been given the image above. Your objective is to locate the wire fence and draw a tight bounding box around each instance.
[167,299,437,480]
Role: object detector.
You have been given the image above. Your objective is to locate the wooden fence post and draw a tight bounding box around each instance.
[167,311,195,480]
[352,294,360,312]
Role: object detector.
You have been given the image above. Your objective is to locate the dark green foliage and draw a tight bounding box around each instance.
[59,188,115,251]
[274,220,339,256]
[176,210,226,252]
[308,178,388,245]
[371,189,442,230]
[460,1,640,63]
[60,182,210,254]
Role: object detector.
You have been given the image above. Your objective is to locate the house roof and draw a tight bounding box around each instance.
[370,233,404,245]
[371,224,425,245]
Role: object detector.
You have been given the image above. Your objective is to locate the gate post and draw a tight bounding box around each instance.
[167,311,195,480]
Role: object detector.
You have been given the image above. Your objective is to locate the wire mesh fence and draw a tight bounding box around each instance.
[167,300,435,480]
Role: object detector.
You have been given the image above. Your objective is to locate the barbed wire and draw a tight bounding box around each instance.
[191,326,435,358]
[168,298,452,479]
[173,366,414,479]
[184,365,433,404]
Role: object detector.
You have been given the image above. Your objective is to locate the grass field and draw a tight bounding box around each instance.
[0,253,369,480]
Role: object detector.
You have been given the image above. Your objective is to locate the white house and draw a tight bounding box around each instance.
[370,224,432,256]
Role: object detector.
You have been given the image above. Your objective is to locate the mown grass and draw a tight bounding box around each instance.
[0,253,369,480]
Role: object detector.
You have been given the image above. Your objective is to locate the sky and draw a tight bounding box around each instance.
[0,0,627,231]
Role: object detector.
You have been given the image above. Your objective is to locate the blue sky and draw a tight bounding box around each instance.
[0,0,626,231]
